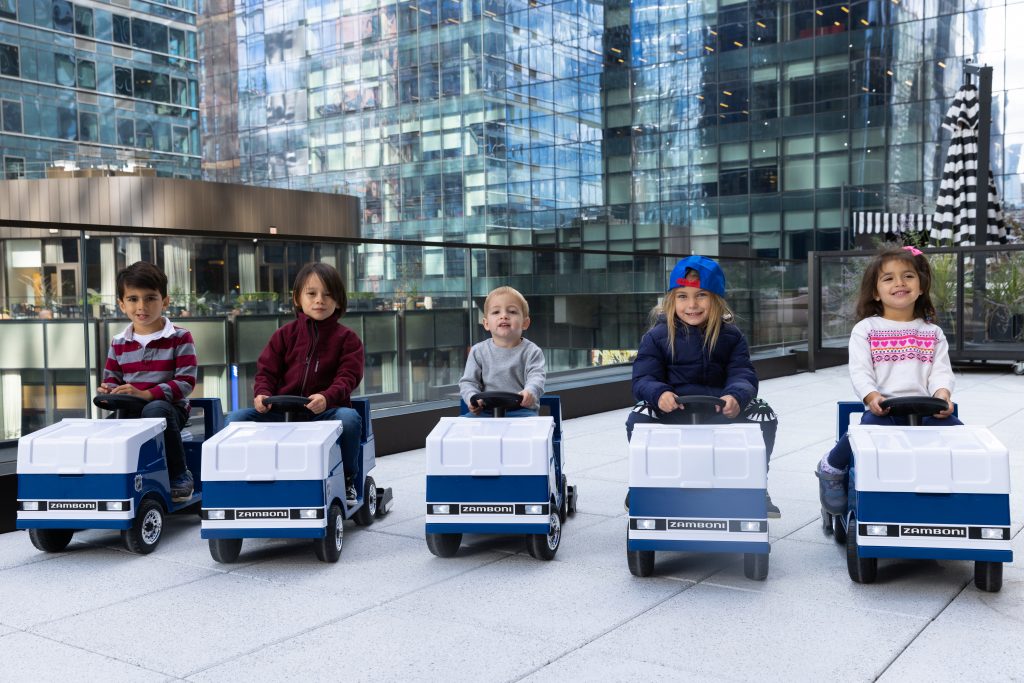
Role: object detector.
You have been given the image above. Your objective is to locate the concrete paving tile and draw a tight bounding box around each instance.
[768,441,831,473]
[0,544,216,629]
[188,606,559,683]
[563,442,628,473]
[708,537,972,620]
[878,566,1024,681]
[389,554,690,650]
[763,467,820,504]
[580,581,930,681]
[574,457,628,484]
[0,529,76,570]
[520,649,734,682]
[35,572,364,678]
[0,623,14,637]
[766,498,822,541]
[0,631,166,681]
[228,526,508,603]
[565,475,627,519]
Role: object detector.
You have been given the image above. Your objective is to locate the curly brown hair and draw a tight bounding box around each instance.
[855,246,935,321]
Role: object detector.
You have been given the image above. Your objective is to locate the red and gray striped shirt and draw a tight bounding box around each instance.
[103,317,197,410]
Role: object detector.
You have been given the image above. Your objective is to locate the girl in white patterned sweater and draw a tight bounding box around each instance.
[816,246,961,513]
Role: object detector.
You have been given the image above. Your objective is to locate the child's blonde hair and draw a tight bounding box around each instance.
[482,286,529,319]
[661,269,734,357]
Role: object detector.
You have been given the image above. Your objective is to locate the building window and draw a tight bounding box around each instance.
[132,18,167,54]
[114,66,133,96]
[0,43,19,77]
[112,14,131,45]
[74,6,93,36]
[172,125,189,153]
[55,53,76,87]
[79,111,97,142]
[4,156,25,179]
[77,60,96,89]
[52,0,73,32]
[0,0,16,19]
[58,105,77,140]
[2,99,22,133]
[116,118,134,145]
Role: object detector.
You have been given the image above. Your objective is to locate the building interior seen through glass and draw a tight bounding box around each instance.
[0,228,806,439]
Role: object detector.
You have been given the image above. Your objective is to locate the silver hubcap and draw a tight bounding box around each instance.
[367,485,377,517]
[141,508,162,545]
[333,513,344,551]
[546,512,561,551]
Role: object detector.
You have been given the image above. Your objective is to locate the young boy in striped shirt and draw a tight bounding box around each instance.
[99,262,199,502]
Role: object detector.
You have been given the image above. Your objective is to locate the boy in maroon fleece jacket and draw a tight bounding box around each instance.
[226,263,365,499]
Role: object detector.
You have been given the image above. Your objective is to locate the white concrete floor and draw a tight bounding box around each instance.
[1,364,1022,681]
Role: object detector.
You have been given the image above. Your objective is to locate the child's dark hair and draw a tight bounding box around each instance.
[855,246,935,321]
[116,261,168,299]
[292,262,347,316]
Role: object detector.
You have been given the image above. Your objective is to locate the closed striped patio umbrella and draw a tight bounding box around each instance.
[930,84,1007,246]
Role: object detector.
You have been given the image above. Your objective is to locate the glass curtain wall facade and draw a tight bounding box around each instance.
[0,0,201,178]
[623,0,1023,261]
[200,0,606,244]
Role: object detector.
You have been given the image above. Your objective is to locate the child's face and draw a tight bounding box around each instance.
[295,273,338,321]
[875,258,921,320]
[482,293,530,347]
[673,287,712,327]
[118,286,169,334]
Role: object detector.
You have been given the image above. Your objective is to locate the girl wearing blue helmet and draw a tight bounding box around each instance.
[628,256,780,517]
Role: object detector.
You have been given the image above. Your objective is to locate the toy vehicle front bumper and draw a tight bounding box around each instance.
[17,499,134,529]
[201,506,327,538]
[626,486,769,553]
[426,502,552,535]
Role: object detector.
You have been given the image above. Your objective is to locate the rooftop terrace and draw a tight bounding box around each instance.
[1,365,1021,680]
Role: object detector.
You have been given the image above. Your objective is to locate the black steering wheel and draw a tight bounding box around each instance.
[93,394,148,419]
[263,395,314,422]
[879,396,949,426]
[469,391,523,418]
[674,395,726,425]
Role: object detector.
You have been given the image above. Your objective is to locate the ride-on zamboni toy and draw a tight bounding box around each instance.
[424,392,577,560]
[200,397,393,563]
[627,396,770,580]
[824,397,1012,592]
[17,395,223,554]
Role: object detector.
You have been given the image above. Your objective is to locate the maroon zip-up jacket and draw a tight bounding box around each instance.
[253,310,364,408]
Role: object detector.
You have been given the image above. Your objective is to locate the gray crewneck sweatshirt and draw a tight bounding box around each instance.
[458,338,546,411]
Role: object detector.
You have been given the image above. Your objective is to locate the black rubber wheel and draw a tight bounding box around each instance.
[821,509,834,537]
[425,531,462,558]
[123,498,163,554]
[526,509,561,561]
[832,513,848,545]
[567,485,578,515]
[558,474,568,524]
[627,549,655,577]
[744,552,769,581]
[974,561,1003,593]
[209,538,243,564]
[314,502,344,563]
[846,514,877,583]
[352,476,377,527]
[29,528,74,553]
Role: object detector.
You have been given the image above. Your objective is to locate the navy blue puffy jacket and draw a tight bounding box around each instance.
[631,317,758,410]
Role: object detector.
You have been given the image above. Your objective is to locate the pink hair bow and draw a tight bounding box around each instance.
[902,245,923,256]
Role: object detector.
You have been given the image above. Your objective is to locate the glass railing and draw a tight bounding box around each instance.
[809,245,1024,367]
[0,227,808,440]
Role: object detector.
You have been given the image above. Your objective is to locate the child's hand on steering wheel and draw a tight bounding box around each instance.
[719,394,740,418]
[518,390,536,408]
[932,390,954,418]
[864,391,889,416]
[657,391,678,413]
[305,393,327,414]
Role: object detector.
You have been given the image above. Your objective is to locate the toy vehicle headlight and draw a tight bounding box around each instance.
[980,528,1004,540]
[866,525,888,536]
[524,504,544,515]
[739,521,762,532]
[431,504,451,515]
[298,509,319,519]
[206,509,226,520]
[636,519,657,530]
[21,501,40,511]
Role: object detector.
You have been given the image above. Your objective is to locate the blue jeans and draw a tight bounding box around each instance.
[826,412,964,470]
[226,406,362,480]
[141,400,189,479]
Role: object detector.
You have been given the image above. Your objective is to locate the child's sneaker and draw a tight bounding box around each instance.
[765,493,781,518]
[170,471,194,502]
[815,460,848,515]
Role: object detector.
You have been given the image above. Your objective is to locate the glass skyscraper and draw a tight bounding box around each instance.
[0,0,201,178]
[200,0,1022,262]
